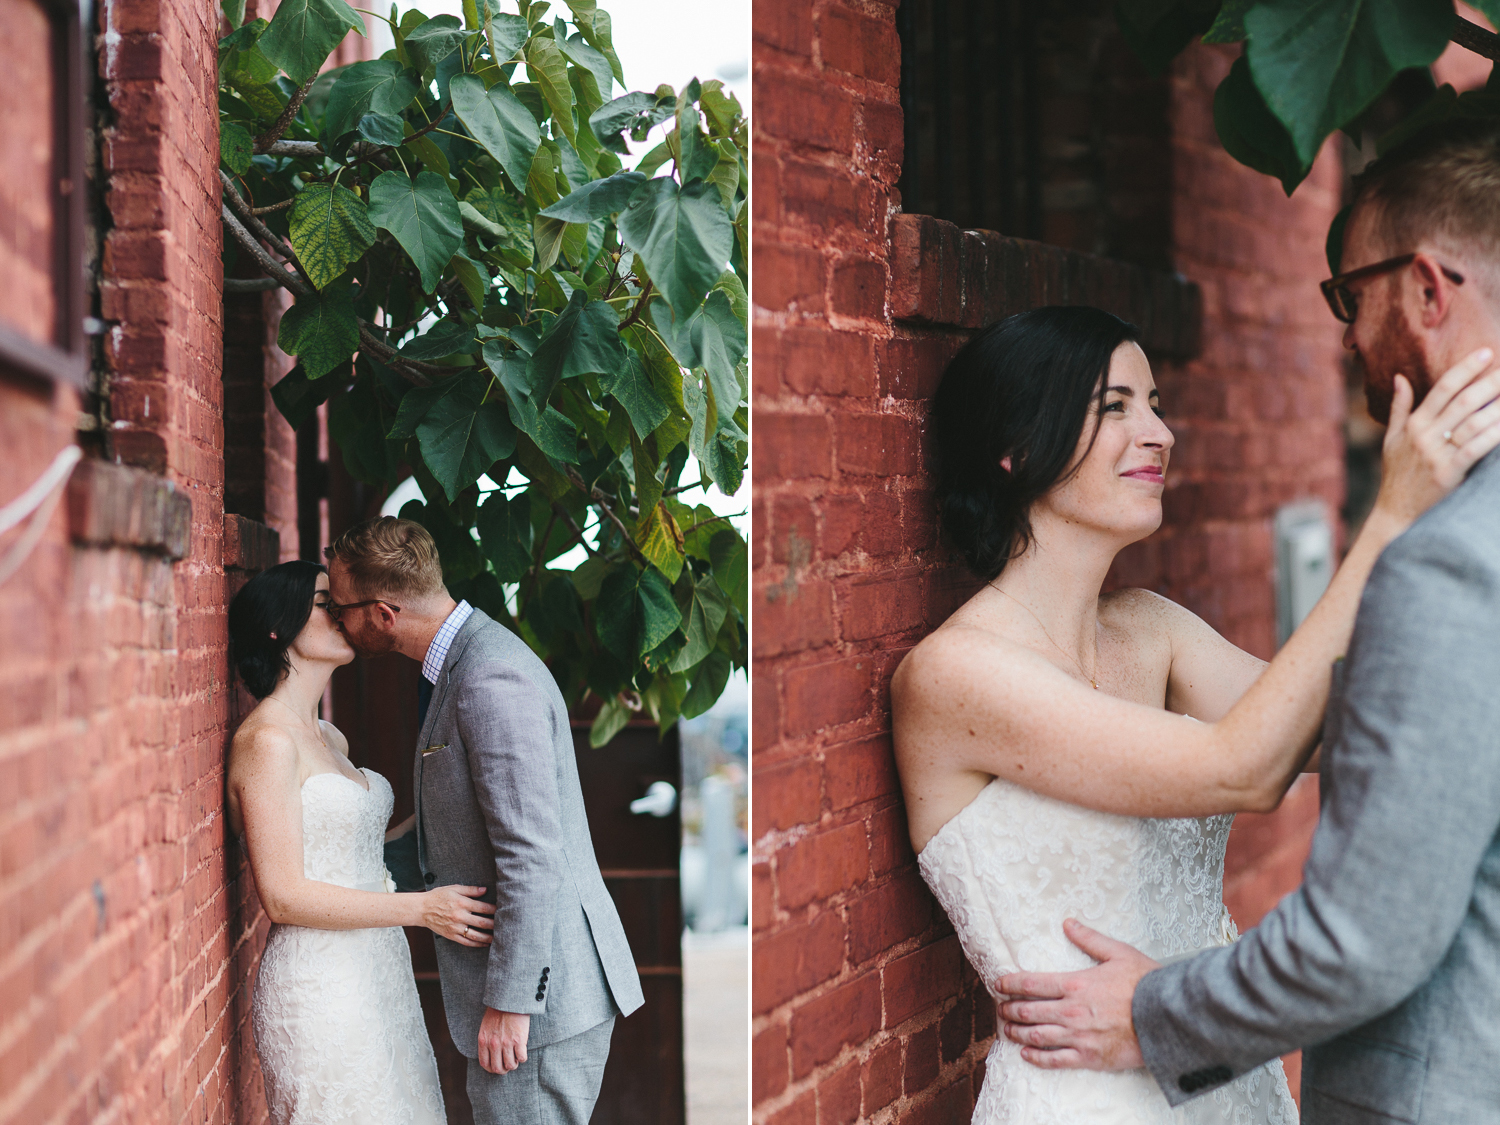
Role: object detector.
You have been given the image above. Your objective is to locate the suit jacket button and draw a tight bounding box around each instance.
[536,991,545,1001]
[423,873,436,885]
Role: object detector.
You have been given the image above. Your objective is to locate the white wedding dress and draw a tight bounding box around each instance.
[251,768,446,1125]
[918,776,1298,1124]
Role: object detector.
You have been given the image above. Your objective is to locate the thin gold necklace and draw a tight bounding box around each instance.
[266,695,326,738]
[988,582,1100,690]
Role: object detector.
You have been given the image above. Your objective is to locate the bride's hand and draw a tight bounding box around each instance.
[1373,348,1500,526]
[420,885,496,947]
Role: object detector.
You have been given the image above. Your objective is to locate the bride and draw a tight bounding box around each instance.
[890,305,1500,1122]
[226,560,496,1124]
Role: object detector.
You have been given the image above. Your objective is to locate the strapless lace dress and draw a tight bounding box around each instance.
[251,768,445,1125]
[918,777,1297,1124]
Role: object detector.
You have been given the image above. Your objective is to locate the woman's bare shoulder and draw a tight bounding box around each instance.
[229,714,299,782]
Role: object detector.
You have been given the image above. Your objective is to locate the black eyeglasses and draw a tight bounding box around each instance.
[317,597,402,622]
[1320,253,1465,324]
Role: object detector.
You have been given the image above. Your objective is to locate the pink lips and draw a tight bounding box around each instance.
[1121,466,1165,485]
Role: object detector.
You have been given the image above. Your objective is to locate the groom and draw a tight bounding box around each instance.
[999,122,1500,1119]
[326,517,644,1124]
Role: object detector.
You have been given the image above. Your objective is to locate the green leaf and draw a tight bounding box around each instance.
[391,371,517,500]
[1116,0,1218,76]
[451,249,491,309]
[635,502,685,583]
[1213,56,1310,195]
[618,178,734,326]
[1201,0,1252,43]
[525,405,580,463]
[668,572,727,671]
[539,170,646,222]
[596,564,682,663]
[526,35,575,142]
[558,33,613,103]
[220,22,280,90]
[476,489,533,582]
[656,288,746,422]
[679,650,731,720]
[699,80,741,135]
[527,139,561,206]
[368,170,464,293]
[404,15,466,73]
[220,121,253,174]
[527,291,628,406]
[565,0,624,83]
[589,696,632,747]
[277,284,360,379]
[710,527,747,617]
[534,214,568,272]
[464,186,534,255]
[399,319,476,360]
[450,73,542,195]
[1244,0,1452,170]
[288,182,377,291]
[258,0,365,85]
[599,352,670,437]
[323,60,421,142]
[222,0,247,28]
[489,12,530,61]
[270,364,339,430]
[356,112,406,146]
[329,373,398,483]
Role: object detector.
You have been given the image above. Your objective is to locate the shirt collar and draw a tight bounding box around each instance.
[421,600,473,684]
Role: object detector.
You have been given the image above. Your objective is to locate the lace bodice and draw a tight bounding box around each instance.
[252,767,443,1125]
[919,778,1296,1123]
[299,769,396,891]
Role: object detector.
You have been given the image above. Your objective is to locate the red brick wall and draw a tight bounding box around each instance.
[752,3,1346,1116]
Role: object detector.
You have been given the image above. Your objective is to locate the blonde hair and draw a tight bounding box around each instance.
[1353,121,1500,278]
[324,517,445,600]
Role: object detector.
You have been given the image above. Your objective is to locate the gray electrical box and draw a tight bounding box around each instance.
[1275,501,1334,647]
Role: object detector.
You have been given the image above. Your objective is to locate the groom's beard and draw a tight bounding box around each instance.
[1361,306,1430,426]
[339,620,398,659]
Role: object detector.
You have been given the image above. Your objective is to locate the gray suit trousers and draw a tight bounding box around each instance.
[467,1016,616,1125]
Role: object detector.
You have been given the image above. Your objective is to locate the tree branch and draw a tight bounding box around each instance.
[1453,13,1500,60]
[222,204,311,297]
[356,322,438,387]
[255,75,319,153]
[617,278,654,331]
[566,467,648,565]
[251,198,297,215]
[265,140,325,159]
[224,276,284,292]
[550,501,600,556]
[221,170,310,280]
[405,103,453,146]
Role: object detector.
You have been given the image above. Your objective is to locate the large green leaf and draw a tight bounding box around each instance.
[464,185,533,256]
[404,15,466,73]
[450,73,541,194]
[258,0,364,85]
[270,364,339,430]
[329,373,398,483]
[710,527,747,617]
[476,489,533,582]
[1202,0,1253,43]
[565,0,623,83]
[489,12,530,62]
[277,284,359,379]
[558,33,613,104]
[526,35,575,142]
[656,287,745,421]
[323,60,422,142]
[538,170,645,222]
[680,650,731,720]
[288,182,377,290]
[367,170,464,293]
[668,572,727,671]
[221,121,253,174]
[596,564,682,663]
[1213,56,1309,195]
[527,291,628,407]
[598,352,670,437]
[617,177,733,325]
[1115,0,1219,76]
[1244,0,1452,169]
[391,371,517,500]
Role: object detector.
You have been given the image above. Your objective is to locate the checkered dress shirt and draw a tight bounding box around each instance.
[421,600,473,684]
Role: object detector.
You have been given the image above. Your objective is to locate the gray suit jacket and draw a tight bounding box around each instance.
[413,608,644,1056]
[1135,449,1500,1121]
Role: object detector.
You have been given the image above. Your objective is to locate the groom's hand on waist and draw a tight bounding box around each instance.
[478,1008,530,1074]
[996,919,1157,1071]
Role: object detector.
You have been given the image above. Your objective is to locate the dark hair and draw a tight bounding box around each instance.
[228,560,327,699]
[931,305,1141,579]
